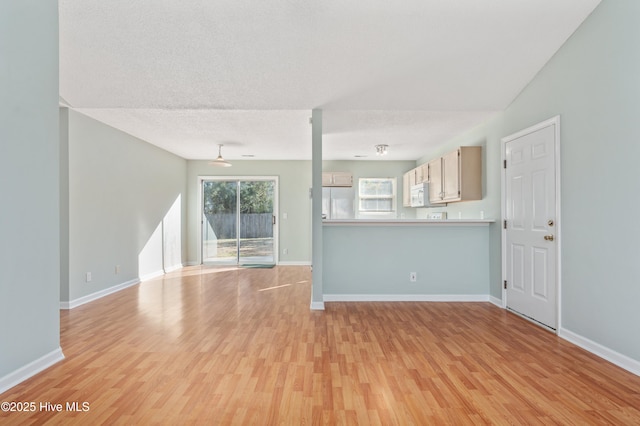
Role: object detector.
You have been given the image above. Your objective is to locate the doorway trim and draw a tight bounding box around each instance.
[197,175,279,265]
[501,116,562,332]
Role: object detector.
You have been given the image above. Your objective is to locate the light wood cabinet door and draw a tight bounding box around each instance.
[458,146,482,201]
[415,166,423,184]
[442,150,460,202]
[428,158,443,203]
[426,147,481,204]
[408,170,417,187]
[322,172,353,187]
[418,163,429,184]
[331,172,353,186]
[402,172,411,207]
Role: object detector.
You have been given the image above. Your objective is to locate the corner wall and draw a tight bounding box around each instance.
[423,0,640,364]
[0,1,62,387]
[64,110,188,304]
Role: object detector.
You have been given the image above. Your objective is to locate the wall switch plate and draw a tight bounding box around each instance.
[283,248,288,255]
[409,272,417,282]
[115,265,120,274]
[86,272,92,282]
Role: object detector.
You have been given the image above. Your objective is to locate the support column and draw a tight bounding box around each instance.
[310,109,325,310]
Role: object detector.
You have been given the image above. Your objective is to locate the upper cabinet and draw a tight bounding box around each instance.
[405,164,428,186]
[402,164,429,207]
[322,171,353,187]
[428,157,443,204]
[429,146,482,204]
[402,173,411,207]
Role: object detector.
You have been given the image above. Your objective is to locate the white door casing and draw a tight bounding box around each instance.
[502,117,560,330]
[198,176,279,265]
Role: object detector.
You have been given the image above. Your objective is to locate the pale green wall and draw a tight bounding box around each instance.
[324,225,489,295]
[419,0,640,361]
[415,119,503,302]
[0,1,61,378]
[323,160,417,219]
[65,111,188,302]
[507,0,640,361]
[186,159,417,265]
[60,108,70,302]
[187,160,313,264]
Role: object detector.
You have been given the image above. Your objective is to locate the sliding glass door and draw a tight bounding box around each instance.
[202,178,276,265]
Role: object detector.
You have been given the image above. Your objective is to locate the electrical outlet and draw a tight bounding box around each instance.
[86,272,92,282]
[283,248,288,255]
[409,272,417,282]
[115,265,120,274]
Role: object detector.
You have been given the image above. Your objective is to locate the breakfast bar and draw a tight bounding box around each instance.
[322,219,495,301]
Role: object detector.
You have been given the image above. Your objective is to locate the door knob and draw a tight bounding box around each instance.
[544,235,555,241]
[548,220,554,226]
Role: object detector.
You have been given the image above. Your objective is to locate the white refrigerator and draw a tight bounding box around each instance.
[322,187,355,219]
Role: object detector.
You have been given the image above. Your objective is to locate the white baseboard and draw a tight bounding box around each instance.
[323,294,490,302]
[185,261,200,266]
[164,263,184,273]
[0,347,65,395]
[60,278,140,310]
[489,295,504,308]
[310,301,325,310]
[559,328,640,377]
[278,261,312,266]
[139,270,165,281]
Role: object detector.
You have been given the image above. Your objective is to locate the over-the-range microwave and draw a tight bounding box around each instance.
[410,183,434,207]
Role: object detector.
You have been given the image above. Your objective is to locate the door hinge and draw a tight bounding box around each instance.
[503,159,507,169]
[504,280,507,289]
[503,220,507,229]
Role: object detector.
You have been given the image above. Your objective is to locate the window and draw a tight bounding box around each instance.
[358,178,396,213]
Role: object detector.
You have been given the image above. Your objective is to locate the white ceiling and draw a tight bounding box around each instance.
[59,0,601,161]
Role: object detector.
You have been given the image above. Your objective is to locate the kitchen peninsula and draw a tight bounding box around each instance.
[322,218,495,302]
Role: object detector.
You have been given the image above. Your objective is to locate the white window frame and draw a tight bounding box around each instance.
[357,177,397,218]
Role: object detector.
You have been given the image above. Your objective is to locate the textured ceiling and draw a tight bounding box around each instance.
[59,0,601,160]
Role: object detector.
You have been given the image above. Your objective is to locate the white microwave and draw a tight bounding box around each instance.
[410,183,432,207]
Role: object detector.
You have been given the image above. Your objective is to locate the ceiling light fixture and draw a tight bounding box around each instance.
[209,144,232,167]
[375,144,389,156]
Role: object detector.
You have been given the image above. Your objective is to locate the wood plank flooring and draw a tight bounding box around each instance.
[1,265,640,424]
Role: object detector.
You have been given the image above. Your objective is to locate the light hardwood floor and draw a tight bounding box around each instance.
[1,265,640,424]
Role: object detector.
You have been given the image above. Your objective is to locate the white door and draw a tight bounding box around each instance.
[504,117,559,329]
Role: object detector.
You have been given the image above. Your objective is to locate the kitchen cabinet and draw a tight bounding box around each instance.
[428,157,443,204]
[402,172,411,207]
[418,163,428,183]
[406,164,428,186]
[428,146,482,204]
[322,172,353,187]
[404,163,430,207]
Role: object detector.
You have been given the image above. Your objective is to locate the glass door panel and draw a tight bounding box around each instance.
[238,180,275,264]
[202,180,238,264]
[202,178,277,265]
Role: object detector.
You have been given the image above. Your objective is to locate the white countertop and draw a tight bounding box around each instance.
[323,219,495,226]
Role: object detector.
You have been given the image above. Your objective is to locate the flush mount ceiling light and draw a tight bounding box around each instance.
[375,144,389,156]
[209,144,232,167]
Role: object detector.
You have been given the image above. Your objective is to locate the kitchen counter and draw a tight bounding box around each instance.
[322,218,494,300]
[323,219,494,227]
